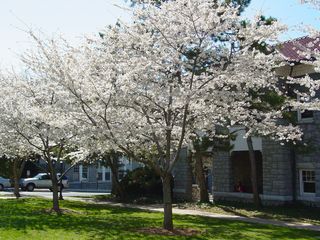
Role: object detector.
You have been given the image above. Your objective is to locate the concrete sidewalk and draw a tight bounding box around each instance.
[63,196,320,232]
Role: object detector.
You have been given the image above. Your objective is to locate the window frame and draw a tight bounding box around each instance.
[79,165,89,182]
[97,164,111,182]
[296,94,314,123]
[299,169,316,196]
[73,165,79,173]
[297,109,314,123]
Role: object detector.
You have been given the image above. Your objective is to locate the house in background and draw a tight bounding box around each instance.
[21,156,141,192]
[65,149,194,195]
[65,157,142,191]
[212,36,320,205]
[20,152,193,195]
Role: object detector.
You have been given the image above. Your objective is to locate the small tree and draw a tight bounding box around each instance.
[0,155,25,198]
[0,73,78,212]
[86,1,287,229]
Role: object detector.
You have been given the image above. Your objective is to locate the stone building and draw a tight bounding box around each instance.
[212,36,320,205]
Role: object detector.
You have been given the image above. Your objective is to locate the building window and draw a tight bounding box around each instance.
[97,164,111,182]
[300,170,316,195]
[104,171,111,181]
[79,165,88,181]
[298,109,314,122]
[297,95,313,122]
[73,165,79,173]
[82,166,88,179]
[97,172,103,181]
[301,110,314,119]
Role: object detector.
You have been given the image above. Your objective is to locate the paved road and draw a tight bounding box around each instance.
[0,189,109,198]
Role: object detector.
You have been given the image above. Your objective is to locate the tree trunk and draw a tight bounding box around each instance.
[12,158,25,199]
[162,173,173,231]
[59,180,64,200]
[246,136,262,208]
[51,173,60,213]
[13,159,21,198]
[111,173,125,200]
[48,159,60,213]
[194,153,209,203]
[110,159,125,200]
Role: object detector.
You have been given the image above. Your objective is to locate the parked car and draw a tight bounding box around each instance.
[20,173,69,192]
[0,176,11,191]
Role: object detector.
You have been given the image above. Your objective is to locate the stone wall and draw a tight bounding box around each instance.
[295,111,320,201]
[172,147,193,201]
[316,159,320,199]
[212,151,233,193]
[262,138,292,197]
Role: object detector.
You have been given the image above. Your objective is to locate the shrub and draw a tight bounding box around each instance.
[121,167,162,198]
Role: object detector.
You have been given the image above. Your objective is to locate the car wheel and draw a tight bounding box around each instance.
[0,184,4,191]
[26,183,35,192]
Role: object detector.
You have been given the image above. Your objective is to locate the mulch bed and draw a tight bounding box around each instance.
[137,227,202,236]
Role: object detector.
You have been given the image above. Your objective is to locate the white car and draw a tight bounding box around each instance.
[20,173,69,192]
[0,176,11,191]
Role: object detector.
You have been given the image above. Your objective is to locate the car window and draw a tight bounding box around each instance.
[43,175,50,180]
[40,175,50,180]
[34,174,43,179]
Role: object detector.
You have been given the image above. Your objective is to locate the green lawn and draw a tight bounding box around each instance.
[0,198,319,240]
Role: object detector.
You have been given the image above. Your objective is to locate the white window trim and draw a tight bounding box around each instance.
[79,165,89,182]
[97,165,111,182]
[297,94,313,123]
[297,109,314,123]
[299,169,316,197]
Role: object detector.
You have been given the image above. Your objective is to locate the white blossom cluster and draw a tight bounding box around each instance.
[291,0,320,116]
[0,70,78,163]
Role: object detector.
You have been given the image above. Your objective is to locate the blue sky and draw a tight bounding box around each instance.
[0,0,131,68]
[0,0,318,68]
[243,0,319,40]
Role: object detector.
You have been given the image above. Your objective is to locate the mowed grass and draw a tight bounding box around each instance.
[0,198,319,240]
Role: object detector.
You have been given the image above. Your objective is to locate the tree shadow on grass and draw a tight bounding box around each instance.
[0,199,176,239]
[214,200,320,224]
[174,214,320,240]
[0,199,319,240]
